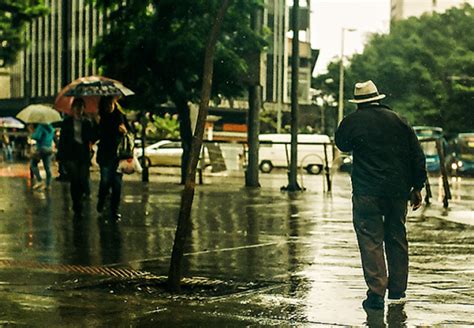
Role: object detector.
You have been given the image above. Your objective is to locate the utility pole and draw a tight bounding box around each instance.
[140,112,149,182]
[337,28,356,126]
[284,0,302,192]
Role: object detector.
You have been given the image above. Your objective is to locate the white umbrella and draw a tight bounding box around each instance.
[16,104,62,124]
[0,117,25,129]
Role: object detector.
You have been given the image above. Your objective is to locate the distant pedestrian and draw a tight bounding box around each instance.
[30,123,55,190]
[96,96,131,220]
[57,98,98,217]
[2,131,13,161]
[335,80,427,310]
[54,128,69,182]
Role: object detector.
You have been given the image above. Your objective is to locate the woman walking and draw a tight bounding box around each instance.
[96,96,130,220]
[30,123,55,190]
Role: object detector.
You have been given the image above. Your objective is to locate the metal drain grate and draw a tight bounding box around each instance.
[0,259,153,279]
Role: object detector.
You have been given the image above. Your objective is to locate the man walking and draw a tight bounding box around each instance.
[57,98,98,217]
[335,80,427,310]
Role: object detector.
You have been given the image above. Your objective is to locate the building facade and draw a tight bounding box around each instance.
[0,0,104,115]
[391,0,472,21]
[262,0,318,132]
[0,0,318,133]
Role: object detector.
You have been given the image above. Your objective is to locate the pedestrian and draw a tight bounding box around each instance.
[30,122,56,190]
[54,128,69,182]
[96,96,131,220]
[335,80,427,310]
[57,98,98,217]
[2,130,13,161]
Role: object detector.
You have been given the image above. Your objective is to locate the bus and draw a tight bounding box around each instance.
[413,126,445,172]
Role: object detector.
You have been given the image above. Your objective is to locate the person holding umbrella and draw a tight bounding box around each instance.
[30,122,55,190]
[96,96,131,220]
[54,77,134,219]
[57,98,99,217]
[16,104,63,190]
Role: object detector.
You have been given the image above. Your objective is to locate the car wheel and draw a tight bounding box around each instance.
[139,156,151,167]
[259,160,273,173]
[306,164,322,175]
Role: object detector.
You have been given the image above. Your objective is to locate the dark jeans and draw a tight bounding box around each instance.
[30,148,53,187]
[64,161,90,213]
[98,163,123,214]
[352,195,408,297]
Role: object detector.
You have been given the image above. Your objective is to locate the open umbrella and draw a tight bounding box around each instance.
[16,104,62,124]
[0,117,25,129]
[54,76,134,115]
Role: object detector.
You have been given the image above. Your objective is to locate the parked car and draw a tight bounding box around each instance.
[134,140,209,167]
[446,133,474,176]
[257,134,333,174]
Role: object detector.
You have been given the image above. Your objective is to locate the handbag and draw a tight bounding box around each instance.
[117,132,135,159]
[117,156,143,175]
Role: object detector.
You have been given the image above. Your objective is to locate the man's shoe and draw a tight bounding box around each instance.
[388,291,406,300]
[362,294,385,310]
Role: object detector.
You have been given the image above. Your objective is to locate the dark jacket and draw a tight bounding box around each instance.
[57,116,98,162]
[335,104,427,198]
[96,109,130,166]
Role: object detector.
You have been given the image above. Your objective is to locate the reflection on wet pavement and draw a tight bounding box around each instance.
[0,164,473,326]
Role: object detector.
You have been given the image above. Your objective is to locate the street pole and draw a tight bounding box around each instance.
[337,28,355,126]
[284,0,302,192]
[140,112,149,182]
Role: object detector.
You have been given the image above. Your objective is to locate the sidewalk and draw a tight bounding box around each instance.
[0,162,473,326]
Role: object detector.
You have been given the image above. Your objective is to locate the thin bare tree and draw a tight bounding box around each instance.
[167,0,232,292]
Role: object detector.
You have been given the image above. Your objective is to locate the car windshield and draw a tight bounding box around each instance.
[420,141,438,156]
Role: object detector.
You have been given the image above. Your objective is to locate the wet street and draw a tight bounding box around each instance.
[0,163,473,327]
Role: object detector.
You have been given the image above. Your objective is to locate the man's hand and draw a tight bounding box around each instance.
[410,190,423,210]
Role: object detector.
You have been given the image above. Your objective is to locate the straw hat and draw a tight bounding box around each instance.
[348,80,386,104]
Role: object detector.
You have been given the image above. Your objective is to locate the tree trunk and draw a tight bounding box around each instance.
[177,100,193,184]
[246,85,261,187]
[167,0,231,292]
[245,6,263,188]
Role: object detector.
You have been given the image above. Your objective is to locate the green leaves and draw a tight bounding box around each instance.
[313,4,474,133]
[0,0,48,66]
[91,0,265,112]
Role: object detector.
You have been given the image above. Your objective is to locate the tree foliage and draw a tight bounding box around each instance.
[0,0,48,66]
[90,0,265,111]
[313,4,474,133]
[90,0,265,182]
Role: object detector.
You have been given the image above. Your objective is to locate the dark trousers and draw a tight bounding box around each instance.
[64,161,90,213]
[352,195,409,297]
[98,164,123,214]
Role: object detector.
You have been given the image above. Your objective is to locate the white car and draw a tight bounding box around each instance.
[134,140,209,167]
